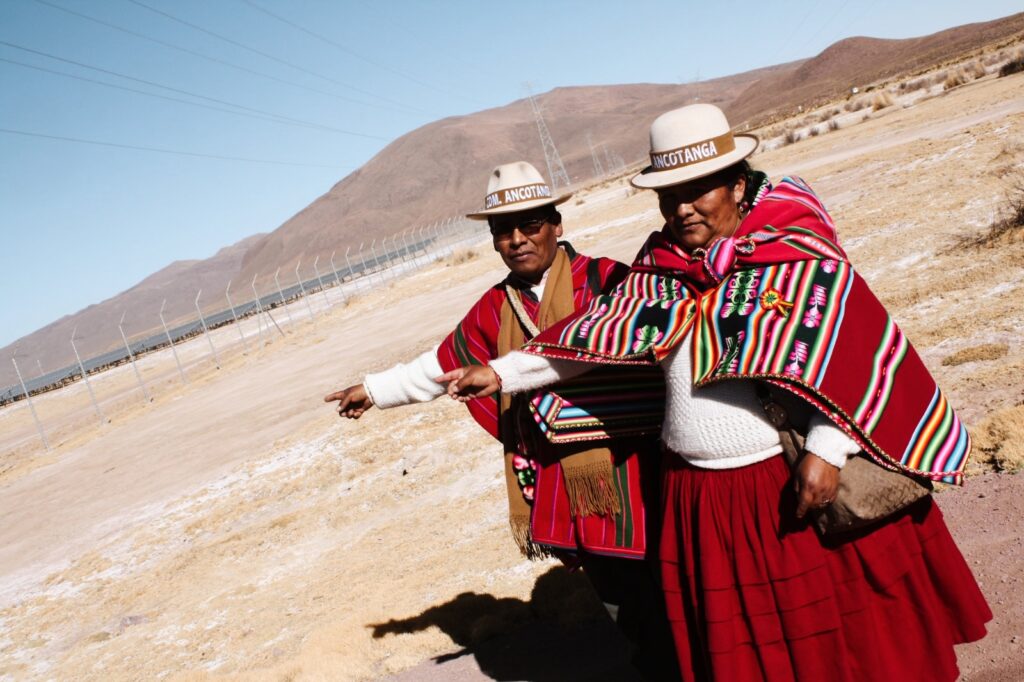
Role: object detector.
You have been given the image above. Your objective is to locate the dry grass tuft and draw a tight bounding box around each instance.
[964,60,988,80]
[901,77,931,93]
[972,403,1024,473]
[828,119,840,132]
[942,343,1009,367]
[1000,55,1024,77]
[959,172,1024,248]
[844,98,868,112]
[871,92,894,111]
[445,248,479,267]
[944,70,968,90]
[783,129,801,146]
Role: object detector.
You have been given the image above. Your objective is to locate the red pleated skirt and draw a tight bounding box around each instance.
[660,454,991,682]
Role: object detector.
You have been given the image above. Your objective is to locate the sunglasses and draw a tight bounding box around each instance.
[488,215,552,240]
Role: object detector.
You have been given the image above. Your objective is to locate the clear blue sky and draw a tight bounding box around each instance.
[2,0,1020,347]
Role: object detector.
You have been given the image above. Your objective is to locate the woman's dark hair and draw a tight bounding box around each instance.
[715,160,761,209]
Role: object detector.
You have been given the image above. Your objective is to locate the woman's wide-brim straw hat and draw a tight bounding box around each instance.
[631,103,758,190]
[466,161,572,220]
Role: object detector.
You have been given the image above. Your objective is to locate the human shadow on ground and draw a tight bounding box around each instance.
[369,565,644,681]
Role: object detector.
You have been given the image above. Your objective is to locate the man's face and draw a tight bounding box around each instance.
[489,207,563,284]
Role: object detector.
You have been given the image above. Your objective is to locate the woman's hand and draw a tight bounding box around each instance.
[324,384,374,419]
[794,451,840,519]
[436,366,501,402]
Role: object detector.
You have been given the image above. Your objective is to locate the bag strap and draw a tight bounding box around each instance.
[504,285,542,339]
[754,383,791,431]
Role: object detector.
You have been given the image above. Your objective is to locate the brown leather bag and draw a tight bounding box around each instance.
[759,386,932,535]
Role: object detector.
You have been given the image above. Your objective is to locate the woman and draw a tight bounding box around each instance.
[442,104,991,681]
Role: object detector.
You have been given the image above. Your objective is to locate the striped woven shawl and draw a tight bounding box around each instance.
[523,177,971,484]
[436,245,653,559]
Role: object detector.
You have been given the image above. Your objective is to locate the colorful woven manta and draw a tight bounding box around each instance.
[524,177,971,485]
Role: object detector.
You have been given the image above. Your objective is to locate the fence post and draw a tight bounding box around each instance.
[159,300,188,384]
[313,255,331,306]
[274,267,295,326]
[370,239,382,285]
[194,290,220,369]
[12,355,49,450]
[295,260,316,321]
[119,311,151,403]
[249,275,266,348]
[225,280,248,352]
[71,326,107,425]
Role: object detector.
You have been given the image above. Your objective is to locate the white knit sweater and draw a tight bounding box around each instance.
[490,335,859,469]
[362,274,550,409]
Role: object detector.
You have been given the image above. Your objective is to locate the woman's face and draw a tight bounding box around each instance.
[657,173,746,252]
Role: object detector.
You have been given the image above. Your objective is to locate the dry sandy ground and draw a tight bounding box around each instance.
[1,72,1023,681]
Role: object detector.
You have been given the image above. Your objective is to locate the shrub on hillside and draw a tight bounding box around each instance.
[1000,56,1024,77]
[783,129,801,145]
[828,119,840,132]
[982,50,1006,66]
[964,60,987,80]
[446,248,479,267]
[944,70,968,90]
[902,77,930,92]
[809,126,820,137]
[844,98,868,112]
[871,92,893,111]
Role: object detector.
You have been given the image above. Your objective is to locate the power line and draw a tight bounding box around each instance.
[32,0,418,116]
[354,0,486,83]
[239,0,479,105]
[125,0,432,116]
[0,127,346,168]
[0,40,388,140]
[800,0,855,58]
[767,3,821,66]
[0,56,359,134]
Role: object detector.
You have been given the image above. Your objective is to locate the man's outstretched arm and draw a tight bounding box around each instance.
[325,346,445,419]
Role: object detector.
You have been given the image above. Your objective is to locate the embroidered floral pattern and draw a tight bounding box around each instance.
[657,277,683,300]
[785,340,809,376]
[803,284,828,328]
[512,454,537,502]
[632,325,664,353]
[722,270,760,318]
[717,331,746,374]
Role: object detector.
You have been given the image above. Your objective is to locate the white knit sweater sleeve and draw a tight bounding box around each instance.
[488,350,590,394]
[804,412,861,469]
[362,346,446,409]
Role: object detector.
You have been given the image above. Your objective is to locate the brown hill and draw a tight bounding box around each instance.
[233,63,791,286]
[3,11,1022,391]
[730,12,1024,123]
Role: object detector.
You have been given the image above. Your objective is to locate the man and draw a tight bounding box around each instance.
[324,161,676,678]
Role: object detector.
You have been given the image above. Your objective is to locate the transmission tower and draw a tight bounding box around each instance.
[586,132,605,178]
[525,85,570,191]
[603,144,625,174]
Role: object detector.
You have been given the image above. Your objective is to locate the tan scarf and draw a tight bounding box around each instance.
[496,248,621,558]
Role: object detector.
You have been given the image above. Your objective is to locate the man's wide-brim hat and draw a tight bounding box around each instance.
[466,161,572,220]
[631,103,758,190]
